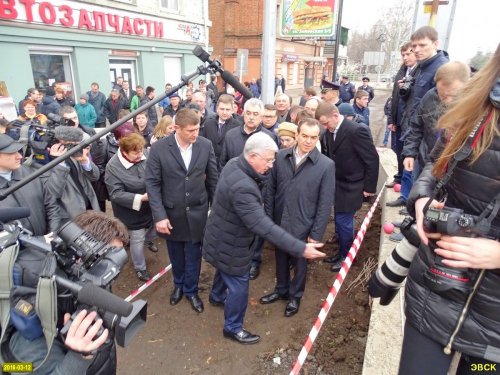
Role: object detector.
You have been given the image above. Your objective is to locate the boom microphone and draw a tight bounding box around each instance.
[0,207,31,223]
[54,126,84,142]
[192,46,253,100]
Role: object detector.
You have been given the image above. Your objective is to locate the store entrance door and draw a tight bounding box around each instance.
[109,59,136,89]
[304,64,315,88]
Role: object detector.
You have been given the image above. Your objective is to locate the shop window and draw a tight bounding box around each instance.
[160,0,179,12]
[30,53,74,96]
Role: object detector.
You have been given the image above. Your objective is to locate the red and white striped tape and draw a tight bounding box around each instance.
[290,187,384,375]
[125,264,172,302]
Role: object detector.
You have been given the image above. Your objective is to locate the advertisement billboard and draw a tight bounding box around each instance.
[280,0,336,38]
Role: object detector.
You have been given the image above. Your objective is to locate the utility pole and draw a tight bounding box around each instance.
[332,0,344,82]
[261,0,277,104]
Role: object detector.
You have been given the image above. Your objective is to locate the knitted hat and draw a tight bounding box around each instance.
[80,93,89,101]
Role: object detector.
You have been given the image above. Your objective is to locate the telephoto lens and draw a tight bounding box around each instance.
[368,237,419,305]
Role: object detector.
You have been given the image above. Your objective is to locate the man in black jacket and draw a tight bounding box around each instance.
[200,94,240,170]
[260,119,335,316]
[0,134,60,235]
[385,42,417,188]
[317,102,379,271]
[203,132,325,344]
[219,98,276,279]
[145,108,218,314]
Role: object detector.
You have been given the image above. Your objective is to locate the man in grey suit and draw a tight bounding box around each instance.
[145,108,219,313]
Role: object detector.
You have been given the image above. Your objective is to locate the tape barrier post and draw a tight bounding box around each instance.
[290,187,385,375]
[125,264,172,302]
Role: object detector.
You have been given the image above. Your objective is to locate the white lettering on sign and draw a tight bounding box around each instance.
[0,0,204,43]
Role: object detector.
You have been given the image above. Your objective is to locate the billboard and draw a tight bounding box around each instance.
[280,0,335,38]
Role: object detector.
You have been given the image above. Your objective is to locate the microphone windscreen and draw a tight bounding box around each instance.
[221,70,253,100]
[192,45,211,63]
[54,126,84,143]
[78,282,133,317]
[0,207,31,223]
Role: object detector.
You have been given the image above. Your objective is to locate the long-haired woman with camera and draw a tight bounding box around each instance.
[399,45,500,374]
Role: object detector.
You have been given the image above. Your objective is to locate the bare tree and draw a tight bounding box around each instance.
[346,0,414,75]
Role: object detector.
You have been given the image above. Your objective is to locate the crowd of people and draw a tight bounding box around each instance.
[0,24,497,375]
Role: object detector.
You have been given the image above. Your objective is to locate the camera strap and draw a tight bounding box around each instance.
[0,243,20,366]
[0,244,58,371]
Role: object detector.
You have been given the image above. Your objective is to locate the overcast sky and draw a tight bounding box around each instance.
[341,0,499,63]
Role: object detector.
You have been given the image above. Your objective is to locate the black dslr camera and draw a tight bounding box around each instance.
[423,207,500,297]
[399,76,415,97]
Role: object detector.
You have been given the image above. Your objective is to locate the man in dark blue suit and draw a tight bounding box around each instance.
[316,102,379,271]
[145,108,219,313]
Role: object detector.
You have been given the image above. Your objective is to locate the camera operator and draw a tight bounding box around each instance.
[46,127,101,223]
[6,211,130,374]
[0,134,60,235]
[397,46,500,374]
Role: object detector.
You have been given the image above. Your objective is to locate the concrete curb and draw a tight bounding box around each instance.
[362,146,406,375]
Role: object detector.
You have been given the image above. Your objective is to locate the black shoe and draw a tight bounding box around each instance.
[259,291,289,304]
[208,295,225,307]
[223,329,261,345]
[186,294,204,313]
[323,254,341,264]
[136,270,150,282]
[249,265,260,280]
[386,197,406,207]
[170,287,183,305]
[399,207,409,216]
[330,259,344,272]
[284,298,300,317]
[145,241,158,253]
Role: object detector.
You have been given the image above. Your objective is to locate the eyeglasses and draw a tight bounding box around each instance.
[254,153,275,165]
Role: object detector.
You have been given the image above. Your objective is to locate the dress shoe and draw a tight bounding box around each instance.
[259,291,289,304]
[208,295,225,307]
[223,329,261,345]
[186,294,204,313]
[249,265,260,280]
[145,241,158,253]
[323,254,341,264]
[386,197,406,207]
[169,287,183,305]
[284,298,300,317]
[399,207,409,216]
[330,258,344,272]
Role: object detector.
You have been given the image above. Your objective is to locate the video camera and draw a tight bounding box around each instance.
[422,207,500,297]
[6,113,77,164]
[0,209,147,348]
[399,76,415,98]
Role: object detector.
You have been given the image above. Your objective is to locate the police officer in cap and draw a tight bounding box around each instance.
[320,79,342,107]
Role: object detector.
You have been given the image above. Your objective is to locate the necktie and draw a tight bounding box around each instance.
[218,122,224,135]
[333,129,337,142]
